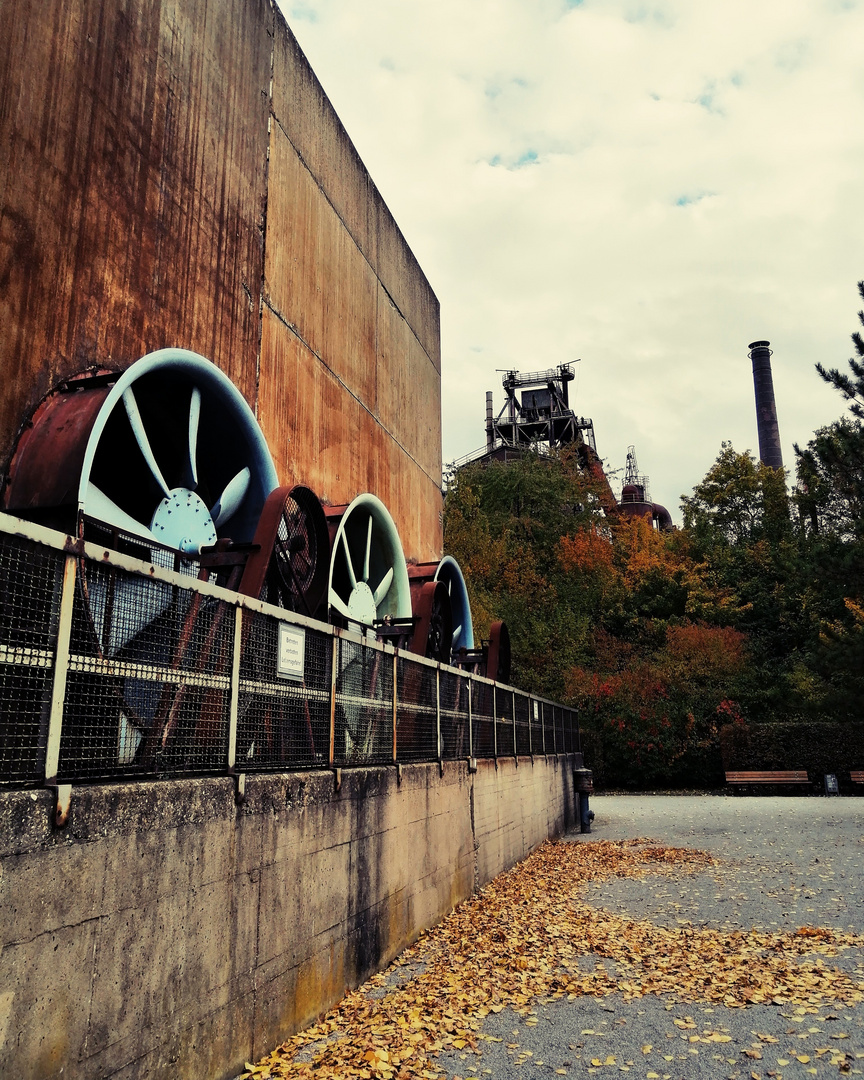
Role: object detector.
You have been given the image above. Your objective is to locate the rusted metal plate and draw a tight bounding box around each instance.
[0,0,272,471]
[4,383,111,511]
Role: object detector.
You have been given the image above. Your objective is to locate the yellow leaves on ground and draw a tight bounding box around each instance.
[238,839,864,1080]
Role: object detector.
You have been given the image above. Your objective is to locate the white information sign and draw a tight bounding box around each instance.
[277,623,305,682]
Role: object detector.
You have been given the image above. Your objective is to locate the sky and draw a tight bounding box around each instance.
[278,0,864,521]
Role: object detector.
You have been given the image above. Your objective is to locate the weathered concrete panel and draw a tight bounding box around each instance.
[377,283,442,482]
[0,922,99,1080]
[257,308,442,560]
[269,8,440,374]
[264,125,379,411]
[376,198,442,374]
[270,12,377,268]
[0,756,576,1079]
[0,0,271,466]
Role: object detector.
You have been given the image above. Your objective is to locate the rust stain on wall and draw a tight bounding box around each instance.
[0,0,442,560]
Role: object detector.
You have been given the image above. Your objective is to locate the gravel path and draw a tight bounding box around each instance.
[436,795,864,1080]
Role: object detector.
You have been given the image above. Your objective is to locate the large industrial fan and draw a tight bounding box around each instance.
[407,555,473,661]
[408,580,453,663]
[324,494,413,632]
[238,485,330,617]
[4,350,279,773]
[5,348,277,553]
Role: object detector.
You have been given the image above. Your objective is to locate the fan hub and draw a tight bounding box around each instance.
[150,488,217,554]
[347,581,378,624]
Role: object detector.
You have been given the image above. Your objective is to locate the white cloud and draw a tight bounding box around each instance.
[278,0,864,518]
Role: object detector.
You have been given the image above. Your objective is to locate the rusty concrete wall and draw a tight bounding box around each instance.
[0,0,442,560]
[0,757,577,1080]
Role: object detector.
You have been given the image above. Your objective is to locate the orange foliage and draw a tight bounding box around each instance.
[665,623,747,679]
[559,528,616,575]
[616,515,683,584]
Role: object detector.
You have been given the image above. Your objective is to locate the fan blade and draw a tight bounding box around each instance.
[453,623,462,642]
[372,567,393,607]
[186,386,201,489]
[341,529,357,589]
[122,388,171,498]
[329,589,352,619]
[211,467,251,528]
[363,515,372,582]
[85,484,158,543]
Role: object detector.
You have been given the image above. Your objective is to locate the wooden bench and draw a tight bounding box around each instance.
[851,770,864,784]
[726,770,809,786]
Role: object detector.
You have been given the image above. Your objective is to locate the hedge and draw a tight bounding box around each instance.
[581,721,864,792]
[719,721,864,791]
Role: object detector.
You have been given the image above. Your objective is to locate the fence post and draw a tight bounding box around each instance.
[392,651,398,764]
[528,697,533,757]
[493,684,498,761]
[44,552,77,825]
[227,607,242,771]
[435,665,442,769]
[329,635,338,767]
[467,676,473,761]
[511,693,517,760]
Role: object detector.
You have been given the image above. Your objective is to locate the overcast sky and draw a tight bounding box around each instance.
[278,0,864,521]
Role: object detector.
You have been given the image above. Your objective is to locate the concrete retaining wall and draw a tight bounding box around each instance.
[0,755,578,1080]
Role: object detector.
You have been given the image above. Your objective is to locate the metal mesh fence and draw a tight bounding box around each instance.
[562,708,575,753]
[0,523,582,786]
[530,698,544,755]
[551,705,562,754]
[0,537,64,784]
[396,655,437,761]
[60,558,233,779]
[471,680,495,758]
[547,702,556,752]
[237,610,331,770]
[439,667,470,760]
[495,686,514,758]
[514,692,531,756]
[82,518,201,581]
[335,638,393,766]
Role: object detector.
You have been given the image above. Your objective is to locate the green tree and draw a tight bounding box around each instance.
[815,279,864,418]
[788,284,864,718]
[681,442,789,548]
[795,418,864,538]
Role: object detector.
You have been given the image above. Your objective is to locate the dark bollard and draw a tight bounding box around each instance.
[573,768,594,833]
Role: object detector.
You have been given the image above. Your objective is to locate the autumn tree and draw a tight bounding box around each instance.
[445,451,747,785]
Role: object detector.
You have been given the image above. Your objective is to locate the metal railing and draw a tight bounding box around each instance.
[0,514,580,805]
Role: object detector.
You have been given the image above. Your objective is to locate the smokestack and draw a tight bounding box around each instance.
[748,340,783,469]
[485,391,494,452]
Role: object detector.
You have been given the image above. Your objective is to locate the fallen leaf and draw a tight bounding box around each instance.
[235,840,864,1080]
